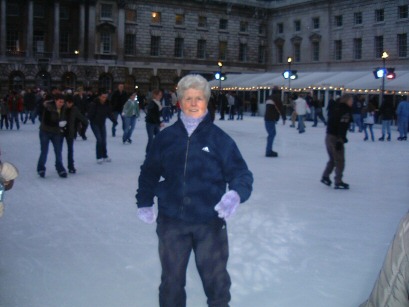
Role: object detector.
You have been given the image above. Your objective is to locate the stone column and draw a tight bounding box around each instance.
[79,2,85,60]
[117,4,125,62]
[52,1,60,59]
[26,0,34,59]
[87,3,96,60]
[0,0,6,57]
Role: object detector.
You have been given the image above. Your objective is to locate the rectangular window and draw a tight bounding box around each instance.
[276,45,283,63]
[312,41,319,61]
[375,9,384,22]
[239,43,247,62]
[375,35,383,58]
[398,33,407,57]
[150,36,160,56]
[60,6,69,20]
[34,3,45,18]
[398,5,408,19]
[240,21,248,33]
[219,19,228,30]
[125,34,136,55]
[6,3,19,16]
[294,20,301,32]
[151,12,161,24]
[277,22,284,34]
[219,41,227,60]
[353,38,362,59]
[334,40,342,60]
[312,17,320,29]
[198,16,207,28]
[126,9,137,23]
[6,30,19,51]
[294,44,301,62]
[175,14,184,26]
[259,24,266,35]
[33,31,45,53]
[197,39,206,59]
[335,15,343,27]
[258,45,266,64]
[59,32,69,53]
[101,4,113,19]
[174,37,184,57]
[354,12,363,25]
[100,32,111,54]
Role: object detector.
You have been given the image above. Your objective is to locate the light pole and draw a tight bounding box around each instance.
[217,61,223,92]
[380,51,388,106]
[282,56,297,104]
[373,52,395,107]
[287,57,292,90]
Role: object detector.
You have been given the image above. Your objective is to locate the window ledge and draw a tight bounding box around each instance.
[396,18,409,24]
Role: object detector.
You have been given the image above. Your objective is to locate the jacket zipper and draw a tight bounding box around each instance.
[181,137,190,215]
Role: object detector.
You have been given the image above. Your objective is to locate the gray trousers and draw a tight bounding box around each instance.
[322,134,345,184]
[156,215,231,307]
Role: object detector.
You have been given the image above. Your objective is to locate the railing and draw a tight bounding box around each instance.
[34,51,53,59]
[95,53,118,61]
[6,50,26,57]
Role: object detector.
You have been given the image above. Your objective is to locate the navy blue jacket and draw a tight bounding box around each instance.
[136,113,253,223]
[327,102,352,140]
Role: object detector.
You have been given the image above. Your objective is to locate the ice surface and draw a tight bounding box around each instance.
[0,114,408,307]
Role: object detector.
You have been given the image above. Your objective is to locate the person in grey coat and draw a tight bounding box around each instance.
[360,211,409,307]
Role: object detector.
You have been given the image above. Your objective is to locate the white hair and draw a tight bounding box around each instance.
[176,74,210,102]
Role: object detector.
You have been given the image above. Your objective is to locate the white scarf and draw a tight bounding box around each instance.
[153,99,162,111]
[180,111,208,136]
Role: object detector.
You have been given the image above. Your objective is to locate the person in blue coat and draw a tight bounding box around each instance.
[136,74,253,307]
[396,98,409,141]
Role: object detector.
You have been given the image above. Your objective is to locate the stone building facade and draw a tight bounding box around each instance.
[0,0,407,94]
[269,0,409,73]
[0,0,269,94]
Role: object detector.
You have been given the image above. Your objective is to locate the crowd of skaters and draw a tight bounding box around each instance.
[0,84,189,178]
[1,84,408,178]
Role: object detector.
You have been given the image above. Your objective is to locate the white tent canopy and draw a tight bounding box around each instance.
[209,70,409,93]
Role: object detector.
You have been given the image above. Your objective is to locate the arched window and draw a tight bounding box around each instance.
[125,75,135,93]
[98,73,113,92]
[62,72,77,90]
[9,71,25,91]
[35,71,51,91]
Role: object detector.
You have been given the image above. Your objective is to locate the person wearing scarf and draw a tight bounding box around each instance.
[136,74,253,307]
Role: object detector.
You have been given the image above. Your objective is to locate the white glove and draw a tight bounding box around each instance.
[137,207,157,224]
[214,190,240,220]
[59,120,67,128]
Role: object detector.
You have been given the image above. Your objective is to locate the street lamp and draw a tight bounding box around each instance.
[282,56,298,103]
[373,51,395,106]
[282,57,298,86]
[380,51,388,106]
[216,61,224,91]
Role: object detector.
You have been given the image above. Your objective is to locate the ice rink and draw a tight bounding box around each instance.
[0,113,408,307]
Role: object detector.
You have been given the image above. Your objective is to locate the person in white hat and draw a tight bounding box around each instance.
[0,161,19,217]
